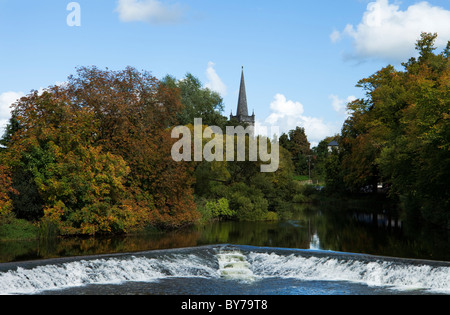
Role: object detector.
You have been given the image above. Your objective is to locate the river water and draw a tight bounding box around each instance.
[1,203,449,295]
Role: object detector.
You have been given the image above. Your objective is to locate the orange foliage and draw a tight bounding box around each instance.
[5,66,199,235]
[0,166,17,217]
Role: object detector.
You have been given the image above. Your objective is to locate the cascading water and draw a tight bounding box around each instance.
[0,245,449,295]
[247,250,450,292]
[0,249,220,295]
[217,250,255,282]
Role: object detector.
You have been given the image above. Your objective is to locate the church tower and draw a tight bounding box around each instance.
[230,67,255,127]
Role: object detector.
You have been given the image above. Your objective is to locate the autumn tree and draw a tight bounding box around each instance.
[0,165,17,220]
[66,67,198,229]
[3,67,199,235]
[332,33,450,228]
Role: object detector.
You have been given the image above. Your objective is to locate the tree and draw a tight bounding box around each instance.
[3,67,200,235]
[0,111,21,149]
[334,32,450,228]
[0,165,17,219]
[312,135,339,182]
[162,73,227,128]
[416,32,438,62]
[70,67,200,229]
[279,127,311,175]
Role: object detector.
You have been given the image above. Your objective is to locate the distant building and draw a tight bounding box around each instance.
[230,67,255,127]
[328,140,339,153]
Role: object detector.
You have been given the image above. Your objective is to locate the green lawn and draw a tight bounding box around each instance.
[293,175,309,182]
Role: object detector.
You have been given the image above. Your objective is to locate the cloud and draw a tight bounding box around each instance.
[0,91,24,135]
[116,0,185,25]
[332,0,450,61]
[330,94,357,117]
[205,62,227,96]
[262,94,338,146]
[0,83,71,136]
[330,30,341,43]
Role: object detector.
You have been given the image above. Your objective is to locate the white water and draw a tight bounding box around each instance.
[217,250,255,282]
[247,252,450,293]
[0,254,219,295]
[0,246,449,295]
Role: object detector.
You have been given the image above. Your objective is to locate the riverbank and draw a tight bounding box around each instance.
[1,198,450,264]
[0,190,428,244]
[0,217,38,242]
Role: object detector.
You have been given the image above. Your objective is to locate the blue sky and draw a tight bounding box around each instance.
[1,0,449,145]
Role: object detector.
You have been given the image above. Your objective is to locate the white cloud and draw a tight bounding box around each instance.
[116,0,185,24]
[330,94,357,117]
[205,62,227,96]
[0,91,24,135]
[266,94,304,125]
[0,83,71,136]
[330,30,341,43]
[262,94,338,146]
[332,0,450,61]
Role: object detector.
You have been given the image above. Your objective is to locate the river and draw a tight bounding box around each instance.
[0,202,449,295]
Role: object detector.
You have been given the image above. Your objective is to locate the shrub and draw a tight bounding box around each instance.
[228,183,269,221]
[205,198,235,220]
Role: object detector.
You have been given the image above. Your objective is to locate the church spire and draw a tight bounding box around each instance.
[230,67,255,127]
[237,67,249,117]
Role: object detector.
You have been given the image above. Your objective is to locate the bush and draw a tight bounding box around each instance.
[228,183,269,221]
[196,197,235,223]
[266,212,278,221]
[206,198,235,220]
[293,194,310,203]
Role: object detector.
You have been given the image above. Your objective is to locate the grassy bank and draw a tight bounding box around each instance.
[0,217,39,241]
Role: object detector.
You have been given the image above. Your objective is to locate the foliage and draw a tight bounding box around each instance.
[279,127,311,175]
[327,33,450,228]
[192,129,305,222]
[0,66,318,237]
[225,182,269,221]
[0,218,38,241]
[2,67,199,235]
[206,198,235,220]
[0,165,16,218]
[161,73,227,127]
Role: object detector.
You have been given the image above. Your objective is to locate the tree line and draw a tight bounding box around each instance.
[0,67,310,236]
[1,32,447,237]
[322,33,449,229]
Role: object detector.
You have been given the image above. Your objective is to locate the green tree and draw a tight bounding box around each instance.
[312,135,339,182]
[0,111,21,149]
[334,32,450,227]
[162,73,227,127]
[279,127,311,175]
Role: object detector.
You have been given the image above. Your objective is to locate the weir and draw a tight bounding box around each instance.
[0,245,449,295]
[217,249,255,282]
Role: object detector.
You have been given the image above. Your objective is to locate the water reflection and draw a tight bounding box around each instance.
[309,233,321,250]
[1,203,449,263]
[352,212,402,229]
